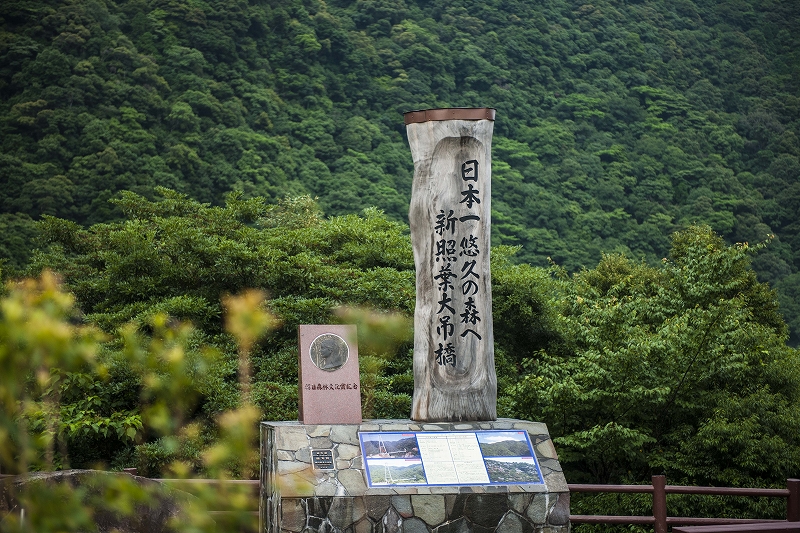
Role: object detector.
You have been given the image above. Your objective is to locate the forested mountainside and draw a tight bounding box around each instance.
[1,0,799,341]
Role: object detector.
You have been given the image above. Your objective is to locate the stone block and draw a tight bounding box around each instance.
[547,493,570,526]
[380,423,414,431]
[355,517,374,533]
[496,511,529,533]
[316,481,338,497]
[278,450,294,461]
[366,495,391,520]
[526,494,548,524]
[281,499,306,532]
[338,468,367,495]
[328,496,366,528]
[279,469,318,497]
[511,421,548,435]
[307,515,325,530]
[539,458,562,473]
[311,436,333,449]
[331,425,360,445]
[306,496,332,518]
[381,506,402,533]
[463,495,508,528]
[404,517,430,533]
[542,472,568,493]
[308,425,332,437]
[295,446,311,463]
[411,495,445,525]
[279,460,310,475]
[277,426,310,451]
[508,493,530,514]
[365,487,396,496]
[391,495,413,518]
[432,516,470,533]
[446,495,467,519]
[337,444,361,461]
[534,440,557,460]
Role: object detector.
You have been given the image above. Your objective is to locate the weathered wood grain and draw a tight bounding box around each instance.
[406,115,497,422]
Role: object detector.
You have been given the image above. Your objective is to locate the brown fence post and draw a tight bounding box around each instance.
[789,478,800,522]
[652,475,667,533]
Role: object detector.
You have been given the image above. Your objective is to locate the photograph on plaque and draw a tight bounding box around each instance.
[360,433,421,458]
[484,457,541,483]
[359,430,545,487]
[477,431,532,456]
[365,458,427,486]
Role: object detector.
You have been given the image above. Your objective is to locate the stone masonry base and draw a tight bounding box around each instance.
[260,419,570,533]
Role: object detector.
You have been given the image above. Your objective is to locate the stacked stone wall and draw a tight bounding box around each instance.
[261,419,570,533]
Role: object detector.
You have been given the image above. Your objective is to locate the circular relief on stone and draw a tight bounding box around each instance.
[310,333,349,372]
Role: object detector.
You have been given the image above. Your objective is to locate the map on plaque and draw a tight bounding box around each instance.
[359,430,544,487]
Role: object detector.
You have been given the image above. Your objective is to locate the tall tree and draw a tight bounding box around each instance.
[508,226,800,493]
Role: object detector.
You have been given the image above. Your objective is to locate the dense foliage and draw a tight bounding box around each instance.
[506,226,800,526]
[0,188,793,530]
[24,189,418,472]
[0,271,266,532]
[26,192,799,489]
[509,226,800,485]
[1,0,799,342]
[3,0,800,525]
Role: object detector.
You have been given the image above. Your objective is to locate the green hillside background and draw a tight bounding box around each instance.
[479,438,531,457]
[2,0,799,343]
[3,3,800,527]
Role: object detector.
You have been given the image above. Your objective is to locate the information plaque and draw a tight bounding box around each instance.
[359,430,544,487]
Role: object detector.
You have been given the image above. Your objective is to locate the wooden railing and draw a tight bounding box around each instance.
[157,478,260,532]
[569,475,800,532]
[5,471,799,532]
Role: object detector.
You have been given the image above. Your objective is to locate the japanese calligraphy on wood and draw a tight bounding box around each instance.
[405,108,497,422]
[297,324,362,425]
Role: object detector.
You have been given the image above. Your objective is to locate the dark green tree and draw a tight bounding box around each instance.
[507,226,800,523]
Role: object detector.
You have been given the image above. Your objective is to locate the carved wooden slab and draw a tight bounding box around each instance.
[405,108,497,422]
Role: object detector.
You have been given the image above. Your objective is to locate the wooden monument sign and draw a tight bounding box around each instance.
[261,109,571,533]
[405,107,497,422]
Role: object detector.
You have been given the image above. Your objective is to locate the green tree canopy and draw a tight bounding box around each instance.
[2,0,800,341]
[508,226,800,494]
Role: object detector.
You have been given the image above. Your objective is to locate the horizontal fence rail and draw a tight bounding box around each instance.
[569,475,800,532]
[4,471,799,532]
[155,477,260,533]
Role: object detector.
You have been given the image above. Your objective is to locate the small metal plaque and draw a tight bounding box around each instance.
[312,449,335,470]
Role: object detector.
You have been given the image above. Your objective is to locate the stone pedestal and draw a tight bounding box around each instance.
[260,419,570,533]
